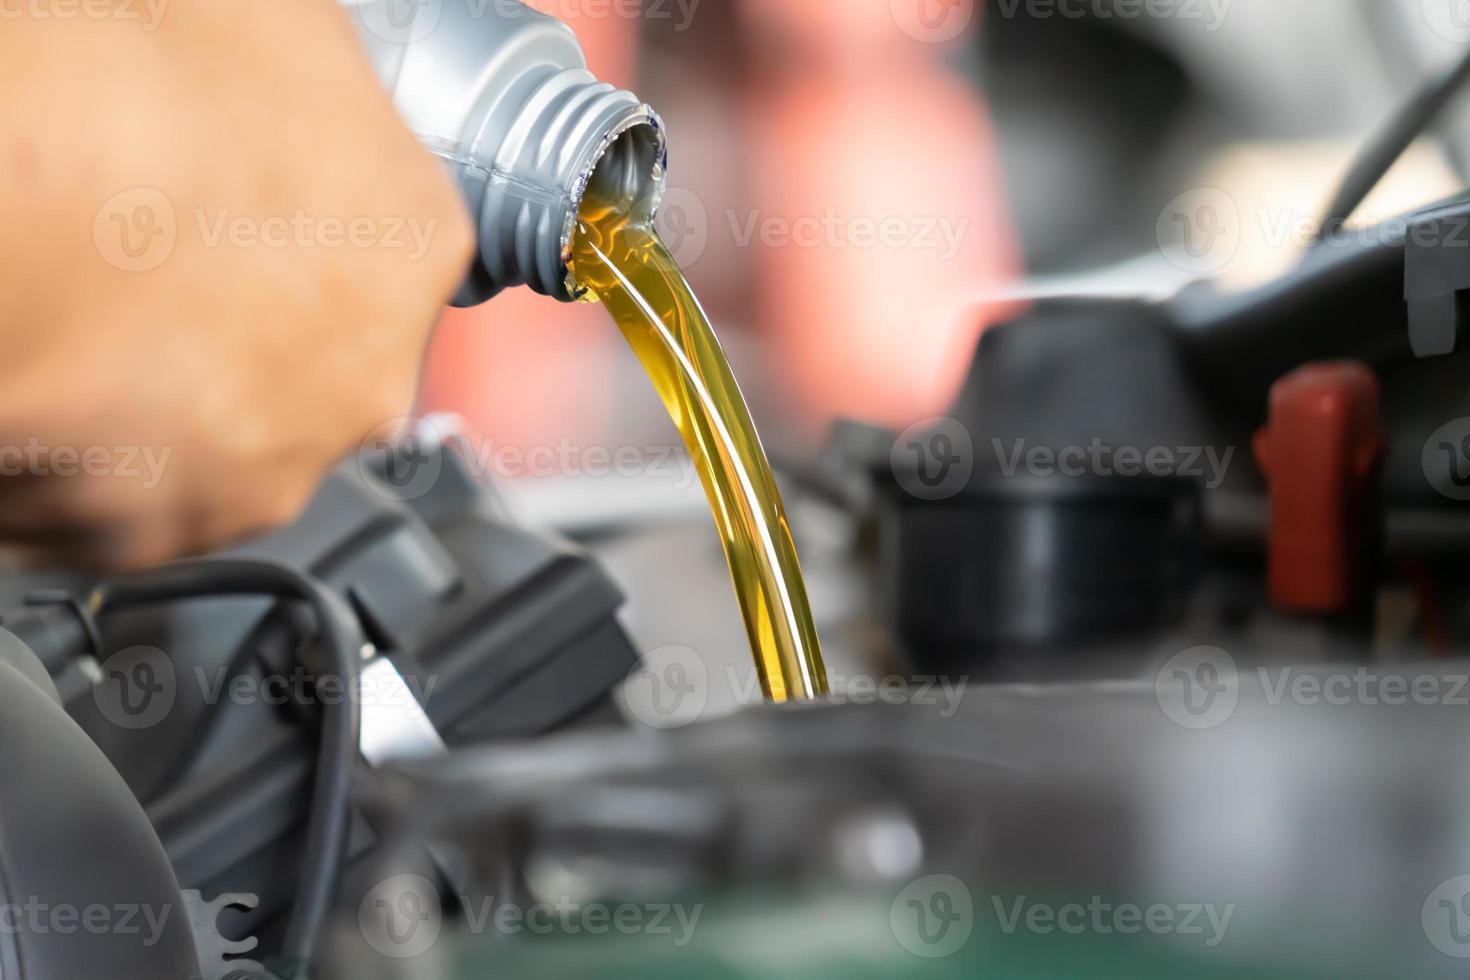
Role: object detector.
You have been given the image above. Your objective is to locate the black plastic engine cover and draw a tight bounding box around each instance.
[0,629,202,979]
[56,436,639,942]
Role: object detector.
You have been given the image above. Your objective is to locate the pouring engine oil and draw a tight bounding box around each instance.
[571,185,829,703]
[350,0,820,696]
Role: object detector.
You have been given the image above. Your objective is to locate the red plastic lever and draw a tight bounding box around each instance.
[1253,362,1384,614]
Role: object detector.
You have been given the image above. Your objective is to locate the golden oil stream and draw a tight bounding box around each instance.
[570,185,828,702]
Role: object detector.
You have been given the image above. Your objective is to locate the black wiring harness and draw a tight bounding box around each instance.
[9,559,363,979]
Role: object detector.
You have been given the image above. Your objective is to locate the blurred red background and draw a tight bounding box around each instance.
[420,0,1019,457]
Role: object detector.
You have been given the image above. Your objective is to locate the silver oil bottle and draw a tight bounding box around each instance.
[345,0,667,305]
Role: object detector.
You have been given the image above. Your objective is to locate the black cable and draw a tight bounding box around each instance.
[1315,47,1470,245]
[86,559,363,976]
[0,591,100,675]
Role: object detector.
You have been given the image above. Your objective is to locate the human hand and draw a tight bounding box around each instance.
[0,0,473,568]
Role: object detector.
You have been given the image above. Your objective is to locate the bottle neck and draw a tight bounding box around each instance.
[453,71,666,306]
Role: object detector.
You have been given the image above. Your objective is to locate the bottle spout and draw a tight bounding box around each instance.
[468,88,666,306]
[347,0,667,306]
